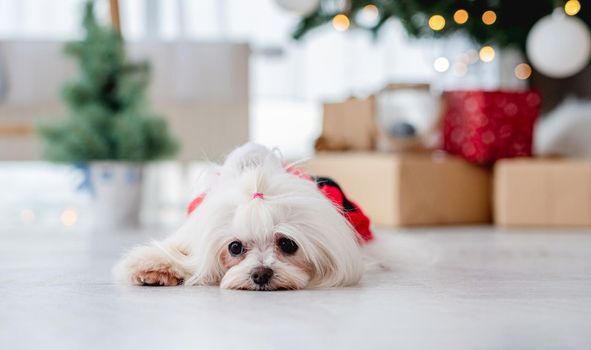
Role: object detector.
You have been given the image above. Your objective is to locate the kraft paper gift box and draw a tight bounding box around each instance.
[494,158,591,227]
[315,97,377,151]
[304,152,492,227]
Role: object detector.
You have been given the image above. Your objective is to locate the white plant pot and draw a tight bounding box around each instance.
[87,162,143,229]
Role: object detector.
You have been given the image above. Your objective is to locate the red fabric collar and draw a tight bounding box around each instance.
[187,168,373,243]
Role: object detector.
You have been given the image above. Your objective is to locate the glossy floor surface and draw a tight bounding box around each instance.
[1,227,590,350]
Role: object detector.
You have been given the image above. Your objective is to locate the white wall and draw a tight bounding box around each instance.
[0,0,512,158]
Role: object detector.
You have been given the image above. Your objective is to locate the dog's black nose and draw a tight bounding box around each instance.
[251,267,273,286]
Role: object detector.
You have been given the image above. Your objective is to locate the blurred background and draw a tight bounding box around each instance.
[1,0,591,232]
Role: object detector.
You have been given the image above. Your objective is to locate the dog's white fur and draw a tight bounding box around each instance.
[114,143,368,290]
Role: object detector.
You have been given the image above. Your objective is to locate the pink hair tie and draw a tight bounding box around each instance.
[252,192,264,200]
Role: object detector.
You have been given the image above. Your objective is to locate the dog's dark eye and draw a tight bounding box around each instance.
[278,237,298,255]
[228,241,244,256]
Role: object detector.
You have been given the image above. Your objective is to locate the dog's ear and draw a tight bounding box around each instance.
[222,143,283,174]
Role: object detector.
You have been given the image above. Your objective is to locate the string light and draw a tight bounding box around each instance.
[428,15,446,31]
[356,4,380,27]
[61,208,78,226]
[332,14,350,31]
[514,63,532,80]
[479,46,495,62]
[453,62,468,76]
[433,57,450,72]
[363,4,379,14]
[482,10,497,25]
[466,49,479,64]
[454,9,469,24]
[565,0,581,16]
[458,52,471,64]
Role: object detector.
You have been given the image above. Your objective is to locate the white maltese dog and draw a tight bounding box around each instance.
[115,143,379,290]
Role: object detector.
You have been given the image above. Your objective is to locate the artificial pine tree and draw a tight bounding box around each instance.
[292,0,590,52]
[39,1,178,162]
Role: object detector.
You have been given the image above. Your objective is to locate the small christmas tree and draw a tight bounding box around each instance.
[39,1,178,162]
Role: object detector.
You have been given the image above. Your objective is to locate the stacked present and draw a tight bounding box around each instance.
[305,87,591,228]
[442,90,541,165]
[306,151,492,227]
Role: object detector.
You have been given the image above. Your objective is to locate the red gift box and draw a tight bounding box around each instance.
[442,90,541,165]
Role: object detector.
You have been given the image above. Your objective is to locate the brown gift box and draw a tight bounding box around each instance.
[494,158,591,227]
[315,97,377,151]
[304,152,491,227]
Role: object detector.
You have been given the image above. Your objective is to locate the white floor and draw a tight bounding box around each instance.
[1,226,590,350]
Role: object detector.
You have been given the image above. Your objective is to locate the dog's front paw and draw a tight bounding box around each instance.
[114,245,189,286]
[132,270,182,286]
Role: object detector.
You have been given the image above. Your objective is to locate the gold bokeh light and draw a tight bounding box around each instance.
[482,10,497,25]
[565,0,581,16]
[429,15,446,31]
[332,14,350,31]
[514,63,532,80]
[454,9,469,24]
[479,46,495,62]
[363,4,379,17]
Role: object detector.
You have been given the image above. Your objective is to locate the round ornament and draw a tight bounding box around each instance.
[526,10,591,78]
